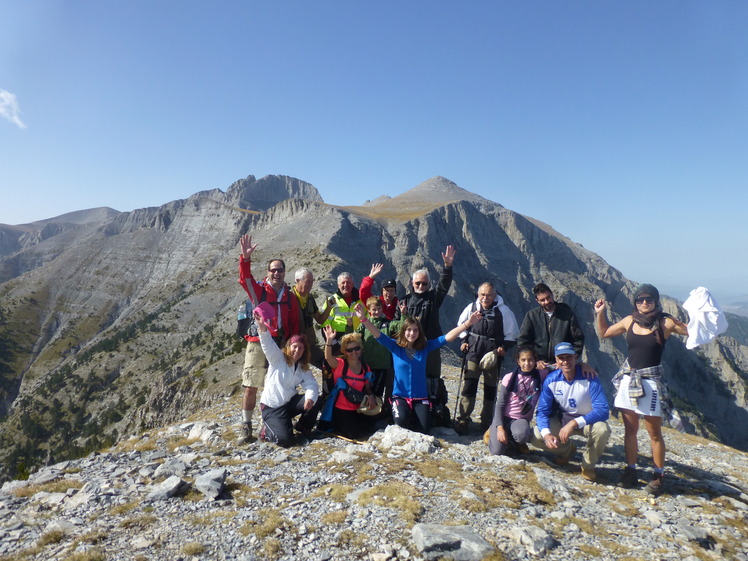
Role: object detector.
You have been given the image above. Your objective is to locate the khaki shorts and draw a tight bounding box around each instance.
[242,340,268,388]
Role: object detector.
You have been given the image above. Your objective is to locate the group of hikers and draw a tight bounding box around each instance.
[235,233,689,496]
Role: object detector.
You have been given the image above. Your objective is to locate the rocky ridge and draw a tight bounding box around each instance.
[2,365,747,561]
[1,174,747,482]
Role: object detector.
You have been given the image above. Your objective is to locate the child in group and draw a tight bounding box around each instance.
[487,346,545,456]
[356,297,401,407]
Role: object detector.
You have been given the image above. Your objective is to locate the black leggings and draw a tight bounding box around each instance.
[391,397,431,434]
[332,408,372,440]
[261,394,318,447]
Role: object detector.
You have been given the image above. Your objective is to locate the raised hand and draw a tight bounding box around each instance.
[369,263,384,278]
[353,302,368,321]
[442,245,456,267]
[593,299,607,314]
[467,309,482,326]
[240,234,258,260]
[323,325,337,343]
[253,309,268,332]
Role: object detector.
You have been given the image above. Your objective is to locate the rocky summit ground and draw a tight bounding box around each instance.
[2,366,748,561]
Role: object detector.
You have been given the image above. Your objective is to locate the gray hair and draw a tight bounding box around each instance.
[337,272,353,283]
[412,269,430,282]
[295,267,314,282]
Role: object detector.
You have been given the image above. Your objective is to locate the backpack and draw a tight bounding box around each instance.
[465,300,505,359]
[339,360,372,404]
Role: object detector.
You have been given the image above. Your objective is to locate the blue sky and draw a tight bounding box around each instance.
[1,1,747,301]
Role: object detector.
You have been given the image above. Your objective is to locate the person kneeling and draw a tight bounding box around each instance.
[255,309,320,447]
[320,328,378,440]
[355,302,481,434]
[488,347,545,456]
[531,343,610,481]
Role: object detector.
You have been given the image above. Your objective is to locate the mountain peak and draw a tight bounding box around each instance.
[352,176,501,219]
[225,174,324,211]
[394,176,500,207]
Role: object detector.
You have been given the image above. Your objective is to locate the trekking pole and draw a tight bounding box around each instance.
[453,349,468,424]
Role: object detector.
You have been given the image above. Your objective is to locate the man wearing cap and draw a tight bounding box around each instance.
[532,342,610,481]
[237,234,302,444]
[454,282,519,434]
[360,263,399,320]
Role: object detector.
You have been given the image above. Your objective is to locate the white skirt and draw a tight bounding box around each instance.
[614,375,662,417]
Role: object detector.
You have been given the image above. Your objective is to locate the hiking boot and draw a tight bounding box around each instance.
[514,443,530,455]
[295,423,316,441]
[237,422,253,445]
[454,420,470,435]
[581,465,597,482]
[617,466,639,489]
[644,472,665,497]
[552,443,577,466]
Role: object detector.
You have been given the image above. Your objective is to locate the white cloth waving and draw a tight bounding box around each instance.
[682,287,728,349]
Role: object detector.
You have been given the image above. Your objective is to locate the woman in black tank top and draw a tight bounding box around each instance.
[625,321,665,369]
[594,284,688,496]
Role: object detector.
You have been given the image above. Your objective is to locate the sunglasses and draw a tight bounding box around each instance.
[635,296,655,304]
[268,268,285,273]
[344,346,362,353]
[413,281,428,287]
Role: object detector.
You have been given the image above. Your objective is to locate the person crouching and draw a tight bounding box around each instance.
[255,310,319,447]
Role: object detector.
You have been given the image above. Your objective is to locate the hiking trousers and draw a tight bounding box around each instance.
[488,416,532,456]
[457,360,499,426]
[392,397,430,434]
[531,418,611,468]
[260,394,319,447]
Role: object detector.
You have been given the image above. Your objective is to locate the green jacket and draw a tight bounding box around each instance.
[357,316,402,370]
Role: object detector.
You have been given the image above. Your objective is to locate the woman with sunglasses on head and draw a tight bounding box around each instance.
[594,284,688,496]
[355,302,482,434]
[322,326,377,440]
[253,309,319,447]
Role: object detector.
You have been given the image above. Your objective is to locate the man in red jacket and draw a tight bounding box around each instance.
[237,234,301,443]
[359,263,399,320]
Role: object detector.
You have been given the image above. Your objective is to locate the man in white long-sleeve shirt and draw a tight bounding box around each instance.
[455,283,519,433]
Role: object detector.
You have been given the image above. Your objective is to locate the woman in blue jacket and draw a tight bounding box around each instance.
[355,302,480,434]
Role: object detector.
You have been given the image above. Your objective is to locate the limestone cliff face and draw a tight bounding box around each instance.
[0,174,746,481]
[218,174,324,211]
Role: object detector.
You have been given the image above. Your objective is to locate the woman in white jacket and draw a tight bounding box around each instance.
[255,310,320,447]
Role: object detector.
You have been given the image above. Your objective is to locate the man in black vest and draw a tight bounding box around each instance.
[517,283,585,368]
[455,282,519,434]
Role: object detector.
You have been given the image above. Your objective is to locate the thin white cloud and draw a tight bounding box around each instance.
[0,89,27,129]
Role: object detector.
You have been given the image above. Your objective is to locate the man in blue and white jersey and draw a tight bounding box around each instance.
[532,342,610,481]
